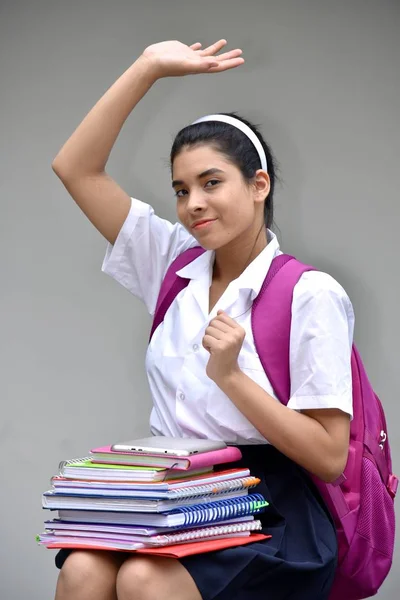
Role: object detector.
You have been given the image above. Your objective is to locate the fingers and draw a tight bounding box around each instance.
[202,334,217,353]
[212,48,243,62]
[199,39,227,56]
[215,311,241,328]
[204,325,226,341]
[199,41,244,63]
[202,310,246,357]
[208,318,231,333]
[204,58,220,68]
[187,56,221,74]
[207,57,245,73]
[205,313,238,336]
[203,312,244,345]
[191,40,244,74]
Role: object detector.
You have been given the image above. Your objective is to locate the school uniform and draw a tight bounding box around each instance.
[56,197,355,599]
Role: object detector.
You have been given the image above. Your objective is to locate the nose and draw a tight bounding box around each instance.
[186,190,208,214]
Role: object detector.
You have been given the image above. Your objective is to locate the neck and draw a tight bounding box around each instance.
[213,225,268,282]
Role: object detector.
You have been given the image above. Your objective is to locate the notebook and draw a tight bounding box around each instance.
[52,494,269,528]
[50,475,260,500]
[42,488,249,511]
[44,515,255,536]
[52,467,250,490]
[89,445,242,470]
[37,519,263,550]
[58,459,212,482]
[40,534,270,556]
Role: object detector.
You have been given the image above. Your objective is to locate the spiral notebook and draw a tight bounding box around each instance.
[50,476,260,500]
[37,520,264,550]
[52,494,269,528]
[52,467,251,489]
[43,516,255,536]
[42,488,249,512]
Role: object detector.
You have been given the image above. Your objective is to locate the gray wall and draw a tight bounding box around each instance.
[1,0,399,598]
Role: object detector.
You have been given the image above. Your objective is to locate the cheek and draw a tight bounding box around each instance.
[223,199,255,228]
[176,203,186,224]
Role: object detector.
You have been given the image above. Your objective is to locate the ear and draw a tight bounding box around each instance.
[253,170,270,204]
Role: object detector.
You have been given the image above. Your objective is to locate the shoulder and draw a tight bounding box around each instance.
[294,269,351,303]
[292,268,355,323]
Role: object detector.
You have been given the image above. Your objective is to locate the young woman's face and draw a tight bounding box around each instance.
[172,145,265,251]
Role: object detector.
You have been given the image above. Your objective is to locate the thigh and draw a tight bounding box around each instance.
[116,555,203,600]
[55,550,126,600]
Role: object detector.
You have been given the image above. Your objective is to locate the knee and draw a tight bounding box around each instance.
[56,550,118,597]
[116,557,158,600]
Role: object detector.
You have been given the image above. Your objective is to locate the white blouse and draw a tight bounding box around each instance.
[102,198,354,444]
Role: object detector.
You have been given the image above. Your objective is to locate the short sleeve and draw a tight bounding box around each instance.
[101,198,198,315]
[287,271,355,417]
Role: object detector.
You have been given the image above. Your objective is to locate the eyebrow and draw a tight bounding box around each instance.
[172,168,225,188]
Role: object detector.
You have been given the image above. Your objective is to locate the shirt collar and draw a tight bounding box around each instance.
[176,229,281,298]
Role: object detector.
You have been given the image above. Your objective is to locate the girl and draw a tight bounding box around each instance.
[52,39,353,600]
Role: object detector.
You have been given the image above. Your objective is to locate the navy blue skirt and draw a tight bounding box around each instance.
[55,445,337,599]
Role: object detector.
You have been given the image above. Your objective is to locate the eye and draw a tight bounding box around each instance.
[205,179,220,188]
[174,180,220,198]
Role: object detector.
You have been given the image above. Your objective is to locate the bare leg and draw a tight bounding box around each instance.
[55,550,126,600]
[116,555,203,600]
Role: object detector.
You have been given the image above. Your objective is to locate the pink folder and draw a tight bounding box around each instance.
[44,533,270,556]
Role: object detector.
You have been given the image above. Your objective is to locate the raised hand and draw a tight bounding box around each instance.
[141,39,244,78]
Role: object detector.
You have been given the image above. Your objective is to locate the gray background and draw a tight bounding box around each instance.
[1,0,399,598]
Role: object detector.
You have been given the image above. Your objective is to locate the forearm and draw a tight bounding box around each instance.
[217,369,346,482]
[52,55,158,176]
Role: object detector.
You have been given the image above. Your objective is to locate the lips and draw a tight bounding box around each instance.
[191,218,217,230]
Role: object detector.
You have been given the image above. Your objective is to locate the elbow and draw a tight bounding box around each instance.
[51,158,68,179]
[318,468,342,484]
[51,158,104,181]
[51,152,77,179]
[51,159,79,183]
[317,455,347,484]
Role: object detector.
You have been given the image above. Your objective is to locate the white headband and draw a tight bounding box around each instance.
[191,114,268,172]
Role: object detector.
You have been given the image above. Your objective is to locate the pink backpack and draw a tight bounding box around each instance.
[150,248,398,599]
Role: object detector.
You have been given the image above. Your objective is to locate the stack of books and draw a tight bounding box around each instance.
[37,440,270,557]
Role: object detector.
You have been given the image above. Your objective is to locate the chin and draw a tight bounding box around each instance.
[195,237,229,251]
[187,223,235,251]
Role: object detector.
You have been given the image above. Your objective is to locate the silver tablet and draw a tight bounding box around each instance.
[111,436,226,457]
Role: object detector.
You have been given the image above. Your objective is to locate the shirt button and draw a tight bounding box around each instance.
[179,393,185,401]
[193,344,199,352]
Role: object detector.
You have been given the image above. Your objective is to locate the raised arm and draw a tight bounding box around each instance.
[51,39,244,245]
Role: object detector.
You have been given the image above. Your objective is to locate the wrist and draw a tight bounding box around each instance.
[135,54,162,82]
[214,365,245,392]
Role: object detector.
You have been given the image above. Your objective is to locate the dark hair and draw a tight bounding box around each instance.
[170,112,278,229]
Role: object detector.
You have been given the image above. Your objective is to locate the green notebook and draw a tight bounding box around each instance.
[65,460,164,471]
[58,458,211,482]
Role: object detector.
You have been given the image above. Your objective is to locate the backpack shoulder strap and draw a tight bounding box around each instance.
[149,246,205,341]
[252,254,315,404]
